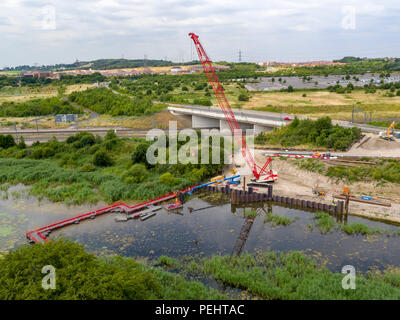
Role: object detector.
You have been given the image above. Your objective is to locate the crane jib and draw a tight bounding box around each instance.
[188,32,272,180]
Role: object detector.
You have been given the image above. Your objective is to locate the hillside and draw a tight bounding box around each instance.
[2,59,200,72]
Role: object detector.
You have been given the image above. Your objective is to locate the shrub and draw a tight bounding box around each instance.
[123,164,149,184]
[93,149,113,167]
[255,116,360,151]
[30,148,43,159]
[0,134,16,149]
[0,239,161,299]
[131,142,151,167]
[238,93,249,101]
[80,163,96,172]
[193,98,212,106]
[159,172,180,186]
[17,137,26,149]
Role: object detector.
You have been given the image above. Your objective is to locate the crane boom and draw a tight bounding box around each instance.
[189,33,269,180]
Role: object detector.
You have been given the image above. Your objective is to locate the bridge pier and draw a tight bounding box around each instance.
[192,115,219,129]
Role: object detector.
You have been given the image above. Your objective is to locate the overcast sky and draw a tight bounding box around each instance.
[1,0,399,67]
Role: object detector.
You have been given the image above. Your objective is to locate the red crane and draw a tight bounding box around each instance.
[189,33,276,182]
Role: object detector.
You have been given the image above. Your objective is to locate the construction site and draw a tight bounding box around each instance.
[23,33,400,245]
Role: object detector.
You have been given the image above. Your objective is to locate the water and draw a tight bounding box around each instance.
[1,189,400,273]
[0,184,105,254]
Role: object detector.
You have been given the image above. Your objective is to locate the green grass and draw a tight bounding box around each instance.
[368,121,400,129]
[341,223,383,236]
[313,212,337,234]
[158,251,400,300]
[264,213,296,226]
[311,211,400,236]
[243,208,258,219]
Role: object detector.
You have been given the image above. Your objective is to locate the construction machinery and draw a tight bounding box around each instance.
[312,184,326,197]
[379,121,396,141]
[210,175,225,185]
[342,185,351,196]
[189,33,277,185]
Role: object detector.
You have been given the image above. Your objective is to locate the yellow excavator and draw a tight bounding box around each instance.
[379,121,396,141]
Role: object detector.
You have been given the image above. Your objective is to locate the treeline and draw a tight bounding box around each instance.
[2,59,201,72]
[0,73,107,89]
[327,81,400,95]
[255,117,361,150]
[0,97,82,117]
[69,88,165,116]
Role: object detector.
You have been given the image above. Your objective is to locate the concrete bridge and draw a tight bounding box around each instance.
[168,104,392,135]
[168,105,288,134]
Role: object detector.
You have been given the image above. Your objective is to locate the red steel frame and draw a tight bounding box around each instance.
[26,187,195,243]
[189,33,270,180]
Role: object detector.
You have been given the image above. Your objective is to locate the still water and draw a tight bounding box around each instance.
[1,187,400,273]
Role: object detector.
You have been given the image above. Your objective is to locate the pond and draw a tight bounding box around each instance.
[1,188,400,273]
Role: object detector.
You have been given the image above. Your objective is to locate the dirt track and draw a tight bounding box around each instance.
[341,133,400,158]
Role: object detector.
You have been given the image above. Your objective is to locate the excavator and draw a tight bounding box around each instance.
[379,121,396,141]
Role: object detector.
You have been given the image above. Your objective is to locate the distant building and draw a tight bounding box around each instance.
[93,81,111,88]
[189,65,230,73]
[55,114,78,123]
[20,71,52,79]
[259,61,346,68]
[170,66,184,73]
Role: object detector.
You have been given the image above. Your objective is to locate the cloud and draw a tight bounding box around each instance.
[0,0,399,66]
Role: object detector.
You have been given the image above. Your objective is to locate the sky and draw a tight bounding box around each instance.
[0,0,399,67]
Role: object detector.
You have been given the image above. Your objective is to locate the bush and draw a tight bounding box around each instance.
[193,98,212,106]
[238,93,249,101]
[0,134,16,149]
[255,117,360,151]
[123,164,149,184]
[17,137,26,149]
[159,172,180,186]
[0,239,161,299]
[80,163,96,172]
[131,142,151,167]
[93,149,113,167]
[30,148,43,159]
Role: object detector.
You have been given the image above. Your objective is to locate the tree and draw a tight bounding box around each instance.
[131,142,150,166]
[17,136,26,149]
[238,93,249,101]
[287,85,294,92]
[0,134,16,149]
